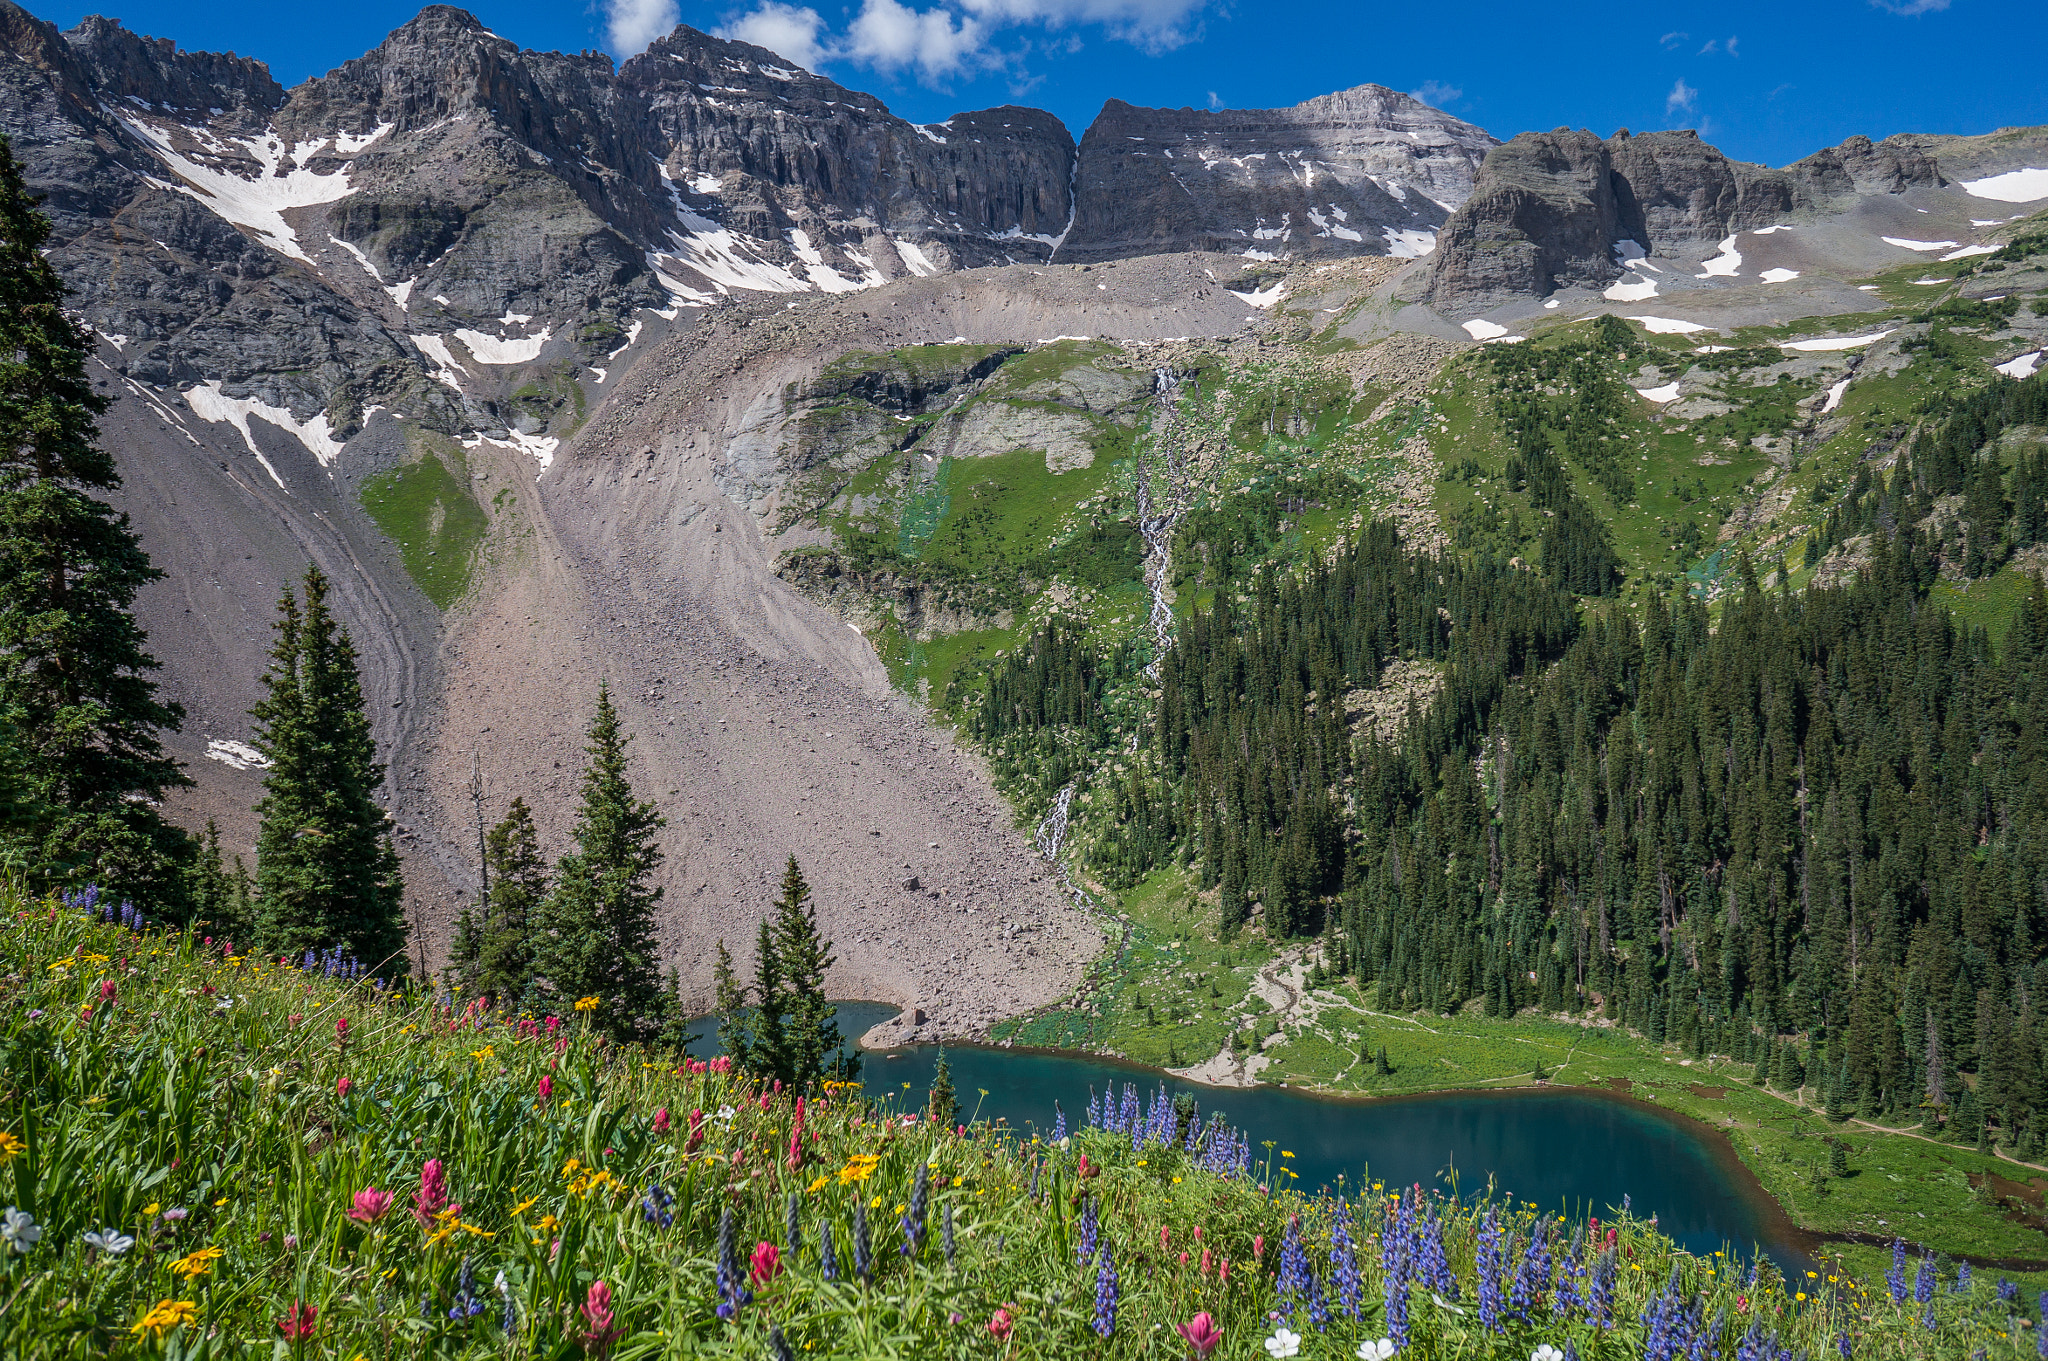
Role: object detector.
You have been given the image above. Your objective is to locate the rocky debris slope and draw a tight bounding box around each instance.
[1422,126,2048,316]
[1065,85,1495,264]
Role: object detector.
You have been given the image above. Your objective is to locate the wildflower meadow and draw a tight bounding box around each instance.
[0,894,2034,1358]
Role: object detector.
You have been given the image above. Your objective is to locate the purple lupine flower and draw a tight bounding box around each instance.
[1093,1242,1118,1338]
[1553,1226,1585,1315]
[1921,1302,1936,1332]
[641,1184,673,1228]
[1587,1245,1617,1329]
[1029,1159,1040,1202]
[1509,1219,1552,1320]
[820,1222,837,1281]
[1734,1321,1767,1361]
[853,1198,873,1283]
[1330,1199,1362,1320]
[1996,1277,2018,1305]
[1277,1216,1307,1313]
[1956,1262,1971,1294]
[1836,1333,1853,1360]
[303,949,317,969]
[1694,1305,1725,1361]
[1053,1104,1067,1142]
[1306,1263,1329,1333]
[900,1162,929,1257]
[1076,1194,1099,1265]
[1087,1088,1100,1128]
[1419,1210,1458,1301]
[1887,1239,1907,1303]
[714,1207,752,1319]
[1915,1255,1934,1304]
[1381,1202,1413,1352]
[1475,1208,1507,1334]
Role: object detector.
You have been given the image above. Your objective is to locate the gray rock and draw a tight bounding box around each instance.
[1422,126,1959,317]
[1063,85,1496,263]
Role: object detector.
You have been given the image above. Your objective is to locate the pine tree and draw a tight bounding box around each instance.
[531,685,670,1041]
[747,916,789,1076]
[771,855,845,1087]
[713,940,753,1069]
[473,798,547,1011]
[1828,1139,1850,1178]
[927,1049,959,1130]
[250,566,405,972]
[0,135,188,903]
[187,821,248,942]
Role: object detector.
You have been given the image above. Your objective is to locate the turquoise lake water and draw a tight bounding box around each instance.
[688,1002,1801,1268]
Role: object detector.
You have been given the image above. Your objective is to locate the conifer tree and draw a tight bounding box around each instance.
[475,798,547,1009]
[531,685,670,1041]
[0,135,188,902]
[250,566,405,972]
[748,916,790,1075]
[187,821,250,942]
[927,1049,959,1130]
[713,939,753,1068]
[772,855,844,1086]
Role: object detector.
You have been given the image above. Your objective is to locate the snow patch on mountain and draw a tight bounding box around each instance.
[183,380,344,484]
[124,119,391,263]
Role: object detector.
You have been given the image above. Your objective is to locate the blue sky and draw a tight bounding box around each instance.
[37,0,2048,167]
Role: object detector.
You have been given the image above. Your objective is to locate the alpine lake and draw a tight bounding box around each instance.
[685,1001,1809,1272]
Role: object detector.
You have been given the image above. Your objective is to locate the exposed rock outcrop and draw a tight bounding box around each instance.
[1422,127,1953,315]
[1063,85,1495,262]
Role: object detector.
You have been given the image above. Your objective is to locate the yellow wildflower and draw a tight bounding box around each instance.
[538,1214,558,1232]
[574,996,600,1012]
[142,1202,160,1217]
[171,1245,224,1280]
[807,1176,829,1193]
[836,1153,882,1186]
[510,1196,539,1218]
[130,1300,196,1339]
[0,1132,23,1163]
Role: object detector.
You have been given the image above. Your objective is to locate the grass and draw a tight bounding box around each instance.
[7,897,2030,1359]
[359,433,488,609]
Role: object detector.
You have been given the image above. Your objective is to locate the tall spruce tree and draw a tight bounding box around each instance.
[772,856,844,1086]
[476,798,548,1009]
[0,135,189,902]
[250,565,406,972]
[531,685,670,1041]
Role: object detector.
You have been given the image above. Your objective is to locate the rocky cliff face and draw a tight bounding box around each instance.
[1422,127,1955,315]
[1064,85,1495,263]
[0,1,1083,461]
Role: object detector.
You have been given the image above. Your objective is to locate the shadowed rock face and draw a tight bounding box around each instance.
[1422,127,1954,316]
[1063,85,1497,262]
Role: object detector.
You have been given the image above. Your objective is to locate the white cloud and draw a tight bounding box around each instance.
[958,0,1207,52]
[1408,79,1462,108]
[1665,78,1697,117]
[606,0,679,58]
[844,0,988,80]
[1206,90,1223,110]
[718,2,830,69]
[1870,0,1949,12]
[1659,30,1688,49]
[715,0,1211,85]
[1726,35,1739,56]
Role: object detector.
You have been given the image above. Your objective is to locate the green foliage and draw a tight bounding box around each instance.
[712,858,852,1091]
[0,136,189,906]
[447,797,549,1011]
[358,437,488,609]
[531,685,671,1042]
[250,565,406,974]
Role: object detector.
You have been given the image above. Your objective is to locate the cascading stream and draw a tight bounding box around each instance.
[1136,366,1193,681]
